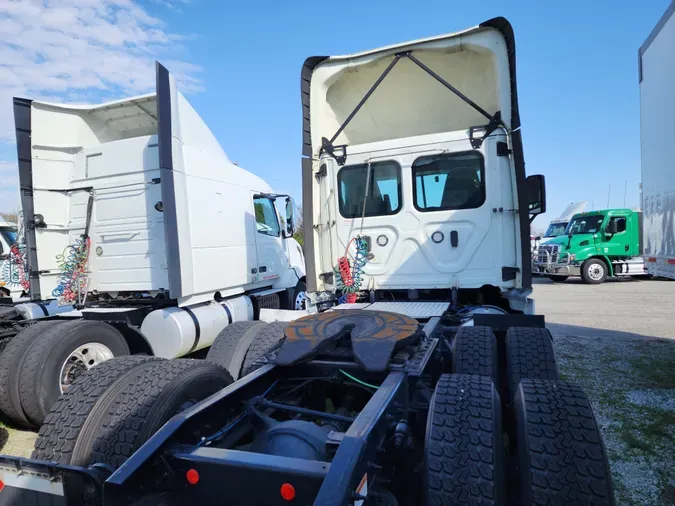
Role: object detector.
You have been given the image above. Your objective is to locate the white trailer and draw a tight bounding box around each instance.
[640,0,675,279]
[0,63,305,429]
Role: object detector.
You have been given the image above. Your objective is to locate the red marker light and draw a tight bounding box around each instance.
[280,483,296,501]
[186,469,200,485]
[0,479,4,493]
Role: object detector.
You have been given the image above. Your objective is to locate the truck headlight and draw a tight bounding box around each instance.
[569,254,576,261]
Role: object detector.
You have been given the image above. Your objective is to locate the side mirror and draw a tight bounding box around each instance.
[606,220,618,235]
[526,175,546,217]
[284,197,298,238]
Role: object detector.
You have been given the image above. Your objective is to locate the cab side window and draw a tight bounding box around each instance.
[253,197,281,237]
[608,217,627,233]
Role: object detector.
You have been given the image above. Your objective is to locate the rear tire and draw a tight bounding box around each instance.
[581,258,608,284]
[206,321,279,380]
[505,327,558,403]
[19,320,130,426]
[69,359,233,469]
[515,379,614,505]
[32,355,163,462]
[424,374,504,506]
[240,321,287,377]
[0,322,61,427]
[451,326,499,386]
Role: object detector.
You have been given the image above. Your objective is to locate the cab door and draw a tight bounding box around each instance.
[603,213,630,257]
[251,194,284,283]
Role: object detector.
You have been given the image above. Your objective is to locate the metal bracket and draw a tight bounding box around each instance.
[469,111,503,149]
[321,139,347,166]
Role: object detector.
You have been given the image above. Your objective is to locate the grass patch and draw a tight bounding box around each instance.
[631,340,675,389]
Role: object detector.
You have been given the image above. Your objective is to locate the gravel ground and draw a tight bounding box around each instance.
[533,276,675,506]
[0,277,673,505]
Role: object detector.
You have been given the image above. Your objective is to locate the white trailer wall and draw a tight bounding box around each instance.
[639,1,675,279]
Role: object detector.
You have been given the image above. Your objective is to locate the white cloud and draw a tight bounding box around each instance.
[0,0,203,146]
[150,0,191,11]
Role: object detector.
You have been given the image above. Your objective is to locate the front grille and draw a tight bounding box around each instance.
[537,244,559,263]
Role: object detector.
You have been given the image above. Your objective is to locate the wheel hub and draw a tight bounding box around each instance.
[59,343,115,394]
[589,263,604,280]
[294,290,307,310]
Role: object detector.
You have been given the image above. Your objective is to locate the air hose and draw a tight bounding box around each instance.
[335,236,369,304]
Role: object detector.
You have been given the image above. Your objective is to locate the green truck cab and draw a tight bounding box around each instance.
[533,208,647,284]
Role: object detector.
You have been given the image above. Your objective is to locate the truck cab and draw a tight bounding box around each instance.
[534,208,646,283]
[302,19,546,313]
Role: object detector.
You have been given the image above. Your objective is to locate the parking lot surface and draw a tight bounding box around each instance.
[533,277,675,506]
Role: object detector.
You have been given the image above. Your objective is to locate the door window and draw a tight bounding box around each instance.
[412,152,485,211]
[253,197,281,237]
[608,217,627,233]
[338,161,401,218]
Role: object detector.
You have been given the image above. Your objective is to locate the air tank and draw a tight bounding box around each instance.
[140,295,253,358]
[14,300,75,320]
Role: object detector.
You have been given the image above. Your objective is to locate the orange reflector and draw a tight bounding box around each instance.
[186,469,200,485]
[647,257,657,262]
[280,483,296,501]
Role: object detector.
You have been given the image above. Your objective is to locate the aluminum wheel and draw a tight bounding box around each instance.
[59,343,115,394]
[588,263,605,281]
[294,290,307,310]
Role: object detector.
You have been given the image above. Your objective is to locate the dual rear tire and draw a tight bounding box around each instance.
[0,320,130,428]
[429,326,613,505]
[32,320,281,468]
[33,357,232,467]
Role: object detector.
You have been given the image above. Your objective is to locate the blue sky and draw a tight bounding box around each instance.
[0,0,670,231]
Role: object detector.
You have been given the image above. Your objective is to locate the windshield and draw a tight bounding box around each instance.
[0,228,16,245]
[565,215,604,235]
[544,222,568,238]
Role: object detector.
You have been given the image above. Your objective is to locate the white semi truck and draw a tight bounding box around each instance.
[541,201,588,240]
[0,65,305,429]
[0,18,613,506]
[640,0,675,280]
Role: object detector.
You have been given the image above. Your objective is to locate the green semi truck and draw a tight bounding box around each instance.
[533,208,648,284]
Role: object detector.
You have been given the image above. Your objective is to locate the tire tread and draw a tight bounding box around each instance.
[19,320,128,426]
[452,326,498,385]
[505,327,558,401]
[0,322,57,426]
[516,379,614,505]
[76,359,232,469]
[241,321,287,376]
[32,355,162,462]
[426,374,504,506]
